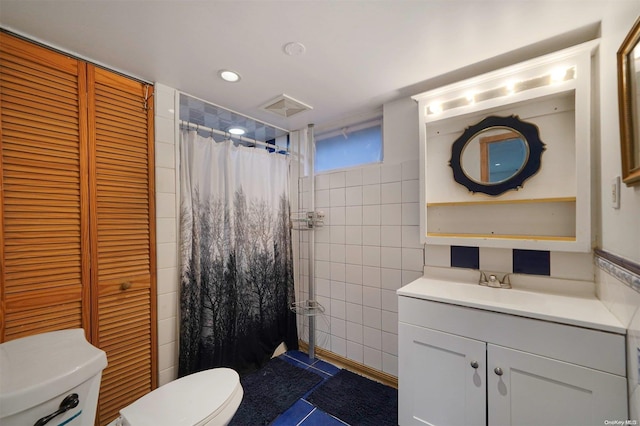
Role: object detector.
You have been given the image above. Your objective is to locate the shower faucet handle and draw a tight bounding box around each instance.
[305,211,325,228]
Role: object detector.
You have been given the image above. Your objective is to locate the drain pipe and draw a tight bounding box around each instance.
[307,123,316,361]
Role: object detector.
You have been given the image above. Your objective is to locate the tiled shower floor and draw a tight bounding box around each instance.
[271,350,350,425]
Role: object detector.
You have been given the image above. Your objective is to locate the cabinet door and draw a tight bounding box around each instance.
[88,65,156,425]
[488,344,627,426]
[399,323,486,426]
[0,33,90,341]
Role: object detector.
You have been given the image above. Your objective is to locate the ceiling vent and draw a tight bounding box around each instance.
[260,94,312,118]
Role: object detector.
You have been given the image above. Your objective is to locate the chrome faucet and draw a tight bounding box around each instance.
[500,273,512,289]
[478,271,512,289]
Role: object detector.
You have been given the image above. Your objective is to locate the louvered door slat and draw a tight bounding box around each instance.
[96,290,152,424]
[4,301,83,340]
[3,286,83,340]
[95,133,150,156]
[96,148,149,166]
[0,33,90,340]
[0,72,79,100]
[1,54,79,85]
[4,100,80,127]
[89,65,156,426]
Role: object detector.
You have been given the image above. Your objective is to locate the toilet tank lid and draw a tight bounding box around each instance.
[0,329,107,418]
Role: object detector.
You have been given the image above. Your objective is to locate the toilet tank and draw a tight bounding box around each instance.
[0,329,107,426]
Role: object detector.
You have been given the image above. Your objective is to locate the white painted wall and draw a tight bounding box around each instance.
[593,2,640,421]
[598,7,640,263]
[382,97,419,165]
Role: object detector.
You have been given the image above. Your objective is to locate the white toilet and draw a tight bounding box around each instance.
[0,329,243,426]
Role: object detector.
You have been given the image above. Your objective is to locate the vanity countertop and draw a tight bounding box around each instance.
[398,275,625,334]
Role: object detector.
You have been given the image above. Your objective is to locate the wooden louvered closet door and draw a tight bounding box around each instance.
[0,33,91,341]
[88,65,157,425]
[1,33,156,426]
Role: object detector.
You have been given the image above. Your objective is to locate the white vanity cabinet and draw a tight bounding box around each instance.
[398,277,628,426]
[400,323,486,426]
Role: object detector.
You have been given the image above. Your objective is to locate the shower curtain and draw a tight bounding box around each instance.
[178,130,298,377]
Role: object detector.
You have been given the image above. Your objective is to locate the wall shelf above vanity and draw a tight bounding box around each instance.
[426,196,577,244]
[412,41,598,252]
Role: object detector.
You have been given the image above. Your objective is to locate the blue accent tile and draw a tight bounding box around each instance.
[271,400,315,426]
[284,350,315,366]
[311,360,341,376]
[305,367,332,382]
[280,354,311,371]
[513,249,550,275]
[300,408,348,426]
[451,246,479,269]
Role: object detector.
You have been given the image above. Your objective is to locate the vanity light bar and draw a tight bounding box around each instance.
[428,66,576,115]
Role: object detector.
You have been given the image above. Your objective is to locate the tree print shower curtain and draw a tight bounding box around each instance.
[179,130,298,376]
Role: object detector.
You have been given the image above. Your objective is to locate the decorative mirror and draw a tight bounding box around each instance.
[449,115,546,196]
[617,16,640,186]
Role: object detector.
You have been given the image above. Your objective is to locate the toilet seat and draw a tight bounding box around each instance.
[118,368,243,426]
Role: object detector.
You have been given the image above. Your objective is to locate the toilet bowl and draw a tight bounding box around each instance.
[110,367,243,426]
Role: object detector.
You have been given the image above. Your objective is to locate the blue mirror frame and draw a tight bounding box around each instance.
[449,115,546,196]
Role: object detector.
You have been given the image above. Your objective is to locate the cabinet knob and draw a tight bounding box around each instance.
[120,281,132,291]
[470,360,479,369]
[494,367,503,376]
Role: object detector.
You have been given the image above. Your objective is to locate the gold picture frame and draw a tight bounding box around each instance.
[617,16,640,186]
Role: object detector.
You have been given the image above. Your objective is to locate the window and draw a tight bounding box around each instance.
[315,120,382,172]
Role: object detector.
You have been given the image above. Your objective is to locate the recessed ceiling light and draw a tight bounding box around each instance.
[283,42,306,56]
[228,127,246,135]
[219,69,241,82]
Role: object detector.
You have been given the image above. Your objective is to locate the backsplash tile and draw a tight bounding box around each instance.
[451,246,480,269]
[479,247,513,273]
[550,251,594,281]
[425,244,450,267]
[513,249,550,276]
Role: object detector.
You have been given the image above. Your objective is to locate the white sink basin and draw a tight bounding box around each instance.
[397,276,624,333]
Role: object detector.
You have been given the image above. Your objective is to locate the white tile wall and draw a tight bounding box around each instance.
[304,161,423,377]
[154,84,179,386]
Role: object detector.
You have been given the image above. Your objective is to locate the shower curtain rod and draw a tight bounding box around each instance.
[180,120,289,153]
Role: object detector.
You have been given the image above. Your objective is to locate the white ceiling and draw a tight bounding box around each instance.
[0,0,618,132]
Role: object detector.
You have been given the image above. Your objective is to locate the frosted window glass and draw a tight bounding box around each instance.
[315,125,382,172]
